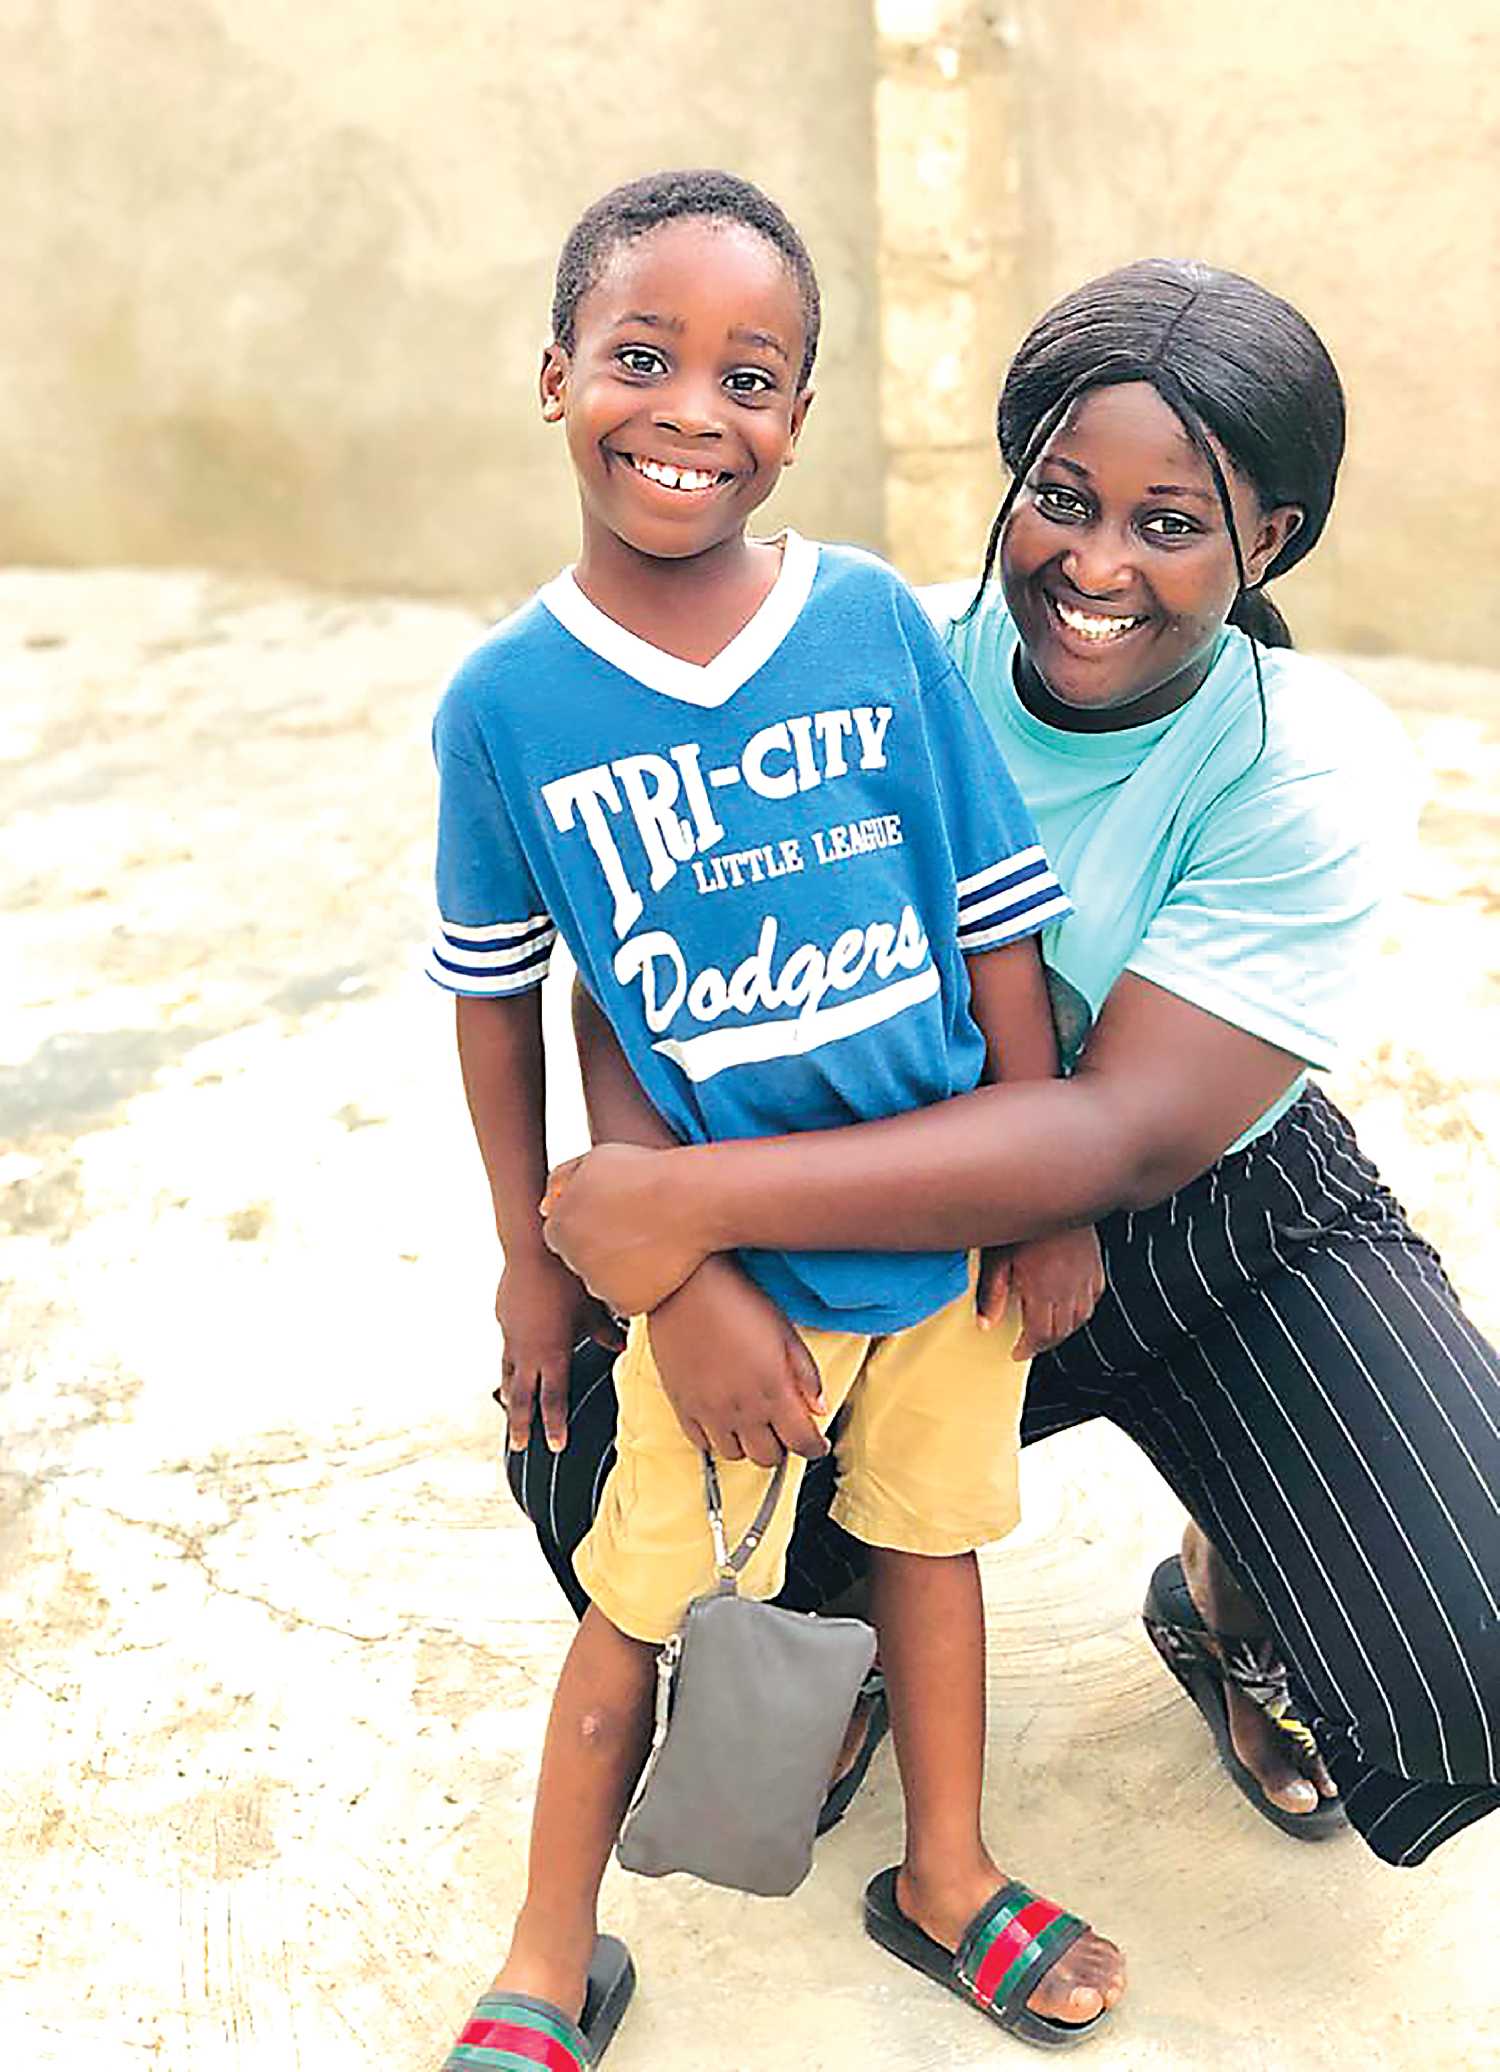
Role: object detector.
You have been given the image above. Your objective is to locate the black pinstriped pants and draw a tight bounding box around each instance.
[508,1084,1500,1867]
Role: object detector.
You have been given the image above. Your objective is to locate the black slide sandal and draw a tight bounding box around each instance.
[864,1867,1112,2051]
[1144,1555,1345,1841]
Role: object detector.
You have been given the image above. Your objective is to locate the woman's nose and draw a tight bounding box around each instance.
[1060,535,1132,598]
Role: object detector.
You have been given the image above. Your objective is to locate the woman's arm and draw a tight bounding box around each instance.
[964,938,1106,1354]
[544,973,1304,1316]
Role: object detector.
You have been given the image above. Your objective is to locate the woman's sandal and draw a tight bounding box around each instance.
[864,1867,1113,2051]
[816,1668,890,1835]
[1143,1554,1346,1841]
[443,1935,635,2069]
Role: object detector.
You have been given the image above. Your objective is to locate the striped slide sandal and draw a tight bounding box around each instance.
[443,1935,635,2069]
[863,1869,1112,2050]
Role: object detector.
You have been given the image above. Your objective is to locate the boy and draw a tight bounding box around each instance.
[432,171,1119,2066]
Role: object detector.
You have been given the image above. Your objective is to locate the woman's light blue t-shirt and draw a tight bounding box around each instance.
[926,582,1416,1150]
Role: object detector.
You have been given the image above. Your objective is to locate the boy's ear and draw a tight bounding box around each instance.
[781,387,814,467]
[539,342,570,423]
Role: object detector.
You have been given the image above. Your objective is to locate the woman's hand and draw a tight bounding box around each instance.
[978,1225,1106,1359]
[494,1245,624,1455]
[646,1254,828,1466]
[541,1141,711,1316]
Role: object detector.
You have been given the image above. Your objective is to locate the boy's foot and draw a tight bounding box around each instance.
[446,1936,636,2071]
[895,1861,1125,2027]
[487,1923,595,2028]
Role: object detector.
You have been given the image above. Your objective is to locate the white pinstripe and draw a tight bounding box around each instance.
[1270,1243,1496,1776]
[1327,1244,1500,1528]
[1367,1242,1500,1448]
[1397,1788,1499,1865]
[1251,1239,1458,1777]
[1360,1782,1428,1849]
[1152,1208,1373,1741]
[1176,1205,1356,1696]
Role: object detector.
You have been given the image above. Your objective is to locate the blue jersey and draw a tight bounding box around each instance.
[430,535,1069,1332]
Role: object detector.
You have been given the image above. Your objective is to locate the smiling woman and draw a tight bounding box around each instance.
[525,258,1500,1908]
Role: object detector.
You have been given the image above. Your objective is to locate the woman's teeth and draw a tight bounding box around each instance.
[1053,597,1148,643]
[629,455,722,492]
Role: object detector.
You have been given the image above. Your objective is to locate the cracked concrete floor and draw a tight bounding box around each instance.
[2,569,1497,2070]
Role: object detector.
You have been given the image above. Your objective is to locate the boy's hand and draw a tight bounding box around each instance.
[978,1226,1105,1360]
[647,1254,829,1467]
[541,1143,708,1316]
[494,1247,624,1455]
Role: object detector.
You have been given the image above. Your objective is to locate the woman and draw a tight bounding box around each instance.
[524,258,1500,1881]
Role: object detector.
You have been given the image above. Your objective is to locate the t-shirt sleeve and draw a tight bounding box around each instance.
[427,689,556,998]
[901,594,1072,952]
[1125,721,1416,1069]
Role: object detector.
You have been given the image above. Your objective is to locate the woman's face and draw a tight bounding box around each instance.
[999,381,1301,727]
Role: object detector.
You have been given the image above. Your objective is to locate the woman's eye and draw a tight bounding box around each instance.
[1032,483,1088,520]
[1142,512,1200,540]
[725,367,775,396]
[616,347,666,377]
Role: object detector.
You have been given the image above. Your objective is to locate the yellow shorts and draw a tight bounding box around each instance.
[573,1261,1028,1643]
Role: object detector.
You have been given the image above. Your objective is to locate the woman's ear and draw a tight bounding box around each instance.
[539,343,569,423]
[1247,502,1304,585]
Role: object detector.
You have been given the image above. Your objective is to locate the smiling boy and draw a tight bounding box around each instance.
[430,171,1123,2065]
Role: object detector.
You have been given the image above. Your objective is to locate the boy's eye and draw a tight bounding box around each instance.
[725,367,776,396]
[616,346,667,377]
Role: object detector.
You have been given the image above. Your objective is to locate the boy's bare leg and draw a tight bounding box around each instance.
[870,1547,1127,2027]
[491,1604,656,2017]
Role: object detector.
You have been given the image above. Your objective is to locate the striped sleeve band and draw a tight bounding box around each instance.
[426,912,557,996]
[955,846,1072,952]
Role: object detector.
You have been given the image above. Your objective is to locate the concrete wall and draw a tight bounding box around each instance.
[7,3,1498,660]
[2,0,881,600]
[880,0,1500,662]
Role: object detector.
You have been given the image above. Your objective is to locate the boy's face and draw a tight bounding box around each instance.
[541,218,811,563]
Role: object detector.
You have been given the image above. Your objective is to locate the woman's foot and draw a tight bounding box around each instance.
[896,1858,1126,2027]
[1180,1521,1338,1816]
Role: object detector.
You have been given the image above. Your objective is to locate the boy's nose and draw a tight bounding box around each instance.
[652,385,724,440]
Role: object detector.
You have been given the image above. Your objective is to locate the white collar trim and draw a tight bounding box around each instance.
[537,531,819,709]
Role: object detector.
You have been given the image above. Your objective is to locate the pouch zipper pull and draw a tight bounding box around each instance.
[651,1629,682,1751]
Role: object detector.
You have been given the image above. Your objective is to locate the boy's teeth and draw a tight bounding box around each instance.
[633,456,718,491]
[1053,598,1147,642]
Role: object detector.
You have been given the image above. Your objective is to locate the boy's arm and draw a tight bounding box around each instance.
[456,992,611,1453]
[571,983,828,1464]
[964,940,1106,1358]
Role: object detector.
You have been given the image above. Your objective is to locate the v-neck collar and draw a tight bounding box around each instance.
[537,531,819,709]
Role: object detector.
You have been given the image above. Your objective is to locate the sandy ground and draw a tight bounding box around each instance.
[2,569,1497,2071]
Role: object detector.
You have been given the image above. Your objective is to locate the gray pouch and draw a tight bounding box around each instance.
[616,1455,877,1898]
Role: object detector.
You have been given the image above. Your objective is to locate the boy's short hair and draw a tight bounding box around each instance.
[551,169,821,389]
